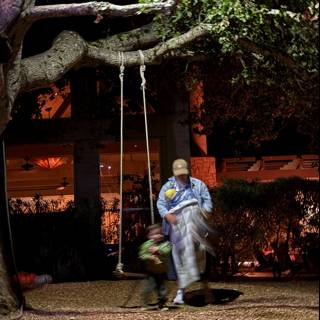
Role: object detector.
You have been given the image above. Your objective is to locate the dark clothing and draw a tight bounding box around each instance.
[142,273,167,307]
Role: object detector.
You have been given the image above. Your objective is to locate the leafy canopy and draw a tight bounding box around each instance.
[141,0,319,151]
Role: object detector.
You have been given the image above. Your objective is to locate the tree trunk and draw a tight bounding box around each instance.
[0,140,24,319]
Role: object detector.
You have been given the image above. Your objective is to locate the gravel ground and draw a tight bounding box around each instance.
[22,279,319,320]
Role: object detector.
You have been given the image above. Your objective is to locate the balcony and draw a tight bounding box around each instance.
[217,155,319,184]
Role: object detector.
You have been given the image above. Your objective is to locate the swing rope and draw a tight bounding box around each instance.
[115,51,125,274]
[114,51,154,276]
[139,50,155,225]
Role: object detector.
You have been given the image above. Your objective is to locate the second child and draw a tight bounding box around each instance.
[139,224,171,310]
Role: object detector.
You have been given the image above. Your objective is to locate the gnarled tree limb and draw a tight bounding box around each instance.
[23,0,178,21]
[20,23,212,92]
[21,22,310,93]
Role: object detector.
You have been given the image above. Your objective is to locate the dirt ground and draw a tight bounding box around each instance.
[21,279,319,320]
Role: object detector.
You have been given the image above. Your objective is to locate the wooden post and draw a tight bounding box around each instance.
[70,68,103,279]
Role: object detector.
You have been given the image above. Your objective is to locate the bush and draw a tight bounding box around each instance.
[211,177,319,276]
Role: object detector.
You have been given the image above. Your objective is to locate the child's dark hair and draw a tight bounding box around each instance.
[146,223,162,234]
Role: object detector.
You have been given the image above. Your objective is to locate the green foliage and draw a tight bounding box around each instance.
[157,0,318,70]
[142,0,319,150]
[215,178,261,212]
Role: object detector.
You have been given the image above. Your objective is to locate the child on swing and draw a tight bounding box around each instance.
[139,223,171,310]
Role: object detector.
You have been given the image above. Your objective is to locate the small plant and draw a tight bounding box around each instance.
[9,195,74,215]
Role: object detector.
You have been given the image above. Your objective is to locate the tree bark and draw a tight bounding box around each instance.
[24,0,178,20]
[19,23,212,93]
[0,141,24,319]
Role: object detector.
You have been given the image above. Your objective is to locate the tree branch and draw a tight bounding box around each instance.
[20,23,212,92]
[24,0,178,21]
[267,8,319,24]
[150,24,212,57]
[20,31,87,92]
[0,0,23,33]
[96,23,161,51]
[236,37,301,71]
[87,23,212,66]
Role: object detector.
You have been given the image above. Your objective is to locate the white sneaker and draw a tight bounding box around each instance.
[173,289,184,304]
